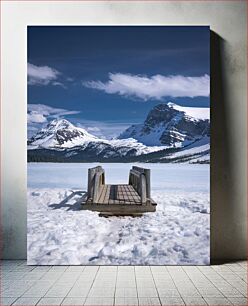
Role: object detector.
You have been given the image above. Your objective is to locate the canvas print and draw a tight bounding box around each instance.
[27,26,210,265]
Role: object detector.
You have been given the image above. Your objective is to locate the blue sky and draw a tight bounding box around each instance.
[28,26,210,139]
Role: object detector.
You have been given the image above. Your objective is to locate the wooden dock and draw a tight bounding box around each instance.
[81,166,157,215]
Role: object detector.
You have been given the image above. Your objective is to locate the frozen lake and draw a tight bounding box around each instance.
[27,162,210,265]
[28,162,209,193]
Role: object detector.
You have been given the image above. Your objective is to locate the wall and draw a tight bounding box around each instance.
[1,1,247,260]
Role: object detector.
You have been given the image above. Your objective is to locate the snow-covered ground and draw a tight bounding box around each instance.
[166,141,210,163]
[27,163,210,265]
[167,102,210,120]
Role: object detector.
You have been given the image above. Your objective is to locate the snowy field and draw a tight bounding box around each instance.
[27,163,210,265]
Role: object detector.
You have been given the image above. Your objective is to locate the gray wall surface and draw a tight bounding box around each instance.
[1,1,247,261]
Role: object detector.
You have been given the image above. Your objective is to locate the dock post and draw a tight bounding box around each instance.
[140,174,147,204]
[87,168,94,199]
[144,169,151,199]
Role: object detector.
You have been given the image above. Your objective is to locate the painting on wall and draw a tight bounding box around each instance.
[27,26,210,265]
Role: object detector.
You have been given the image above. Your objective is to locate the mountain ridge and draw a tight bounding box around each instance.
[27,102,210,163]
[118,102,209,147]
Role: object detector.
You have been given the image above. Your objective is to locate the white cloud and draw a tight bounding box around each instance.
[27,111,47,124]
[76,120,134,140]
[86,126,101,132]
[27,104,81,137]
[83,73,210,100]
[52,81,67,89]
[28,104,80,117]
[28,63,61,86]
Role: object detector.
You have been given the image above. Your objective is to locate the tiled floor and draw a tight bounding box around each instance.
[1,260,247,306]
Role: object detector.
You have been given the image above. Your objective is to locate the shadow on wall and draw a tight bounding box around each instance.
[210,31,245,263]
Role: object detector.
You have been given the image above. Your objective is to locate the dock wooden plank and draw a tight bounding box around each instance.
[113,184,141,205]
[82,203,156,214]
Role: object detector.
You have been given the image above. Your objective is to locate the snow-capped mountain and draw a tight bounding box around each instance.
[28,118,98,148]
[118,102,210,147]
[28,118,167,158]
